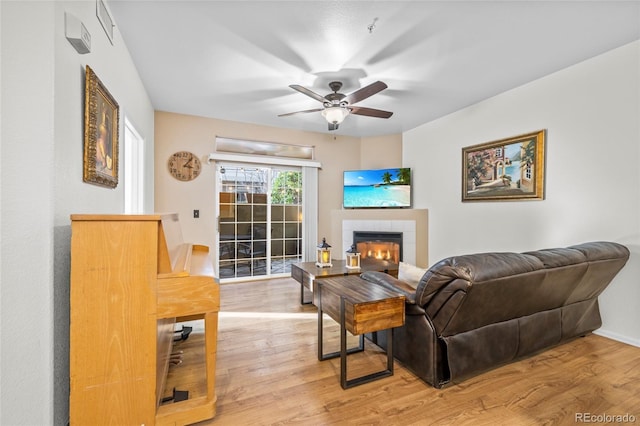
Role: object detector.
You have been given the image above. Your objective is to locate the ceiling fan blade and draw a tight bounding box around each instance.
[289,85,326,103]
[328,122,339,131]
[344,81,388,105]
[349,106,393,119]
[278,108,323,117]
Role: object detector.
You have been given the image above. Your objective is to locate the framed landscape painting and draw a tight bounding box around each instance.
[462,130,546,202]
[83,65,119,188]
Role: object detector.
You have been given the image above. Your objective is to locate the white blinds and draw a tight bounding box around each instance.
[302,166,318,262]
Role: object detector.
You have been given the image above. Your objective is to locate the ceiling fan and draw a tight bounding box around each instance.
[278,80,393,131]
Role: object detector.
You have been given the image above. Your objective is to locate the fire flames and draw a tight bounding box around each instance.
[367,249,392,260]
[358,241,399,263]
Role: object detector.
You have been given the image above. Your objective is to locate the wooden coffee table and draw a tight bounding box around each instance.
[317,275,405,389]
[291,259,398,305]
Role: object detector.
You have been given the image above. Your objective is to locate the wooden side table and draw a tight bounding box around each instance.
[317,275,405,389]
[291,259,398,305]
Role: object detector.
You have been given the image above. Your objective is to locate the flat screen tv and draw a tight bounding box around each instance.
[343,167,411,208]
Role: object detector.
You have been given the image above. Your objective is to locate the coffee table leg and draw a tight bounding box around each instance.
[317,283,324,360]
[318,290,364,361]
[387,327,394,373]
[340,296,347,389]
[301,282,311,305]
[341,321,395,389]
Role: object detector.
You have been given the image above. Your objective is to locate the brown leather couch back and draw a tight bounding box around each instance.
[414,242,630,337]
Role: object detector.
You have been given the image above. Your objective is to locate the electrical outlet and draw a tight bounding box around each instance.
[193,210,199,218]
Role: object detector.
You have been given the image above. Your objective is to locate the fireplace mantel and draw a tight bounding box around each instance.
[330,209,429,268]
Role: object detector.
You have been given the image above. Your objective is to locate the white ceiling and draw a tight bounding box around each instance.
[108,1,640,138]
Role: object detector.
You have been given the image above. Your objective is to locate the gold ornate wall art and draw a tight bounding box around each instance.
[83,65,119,188]
[462,130,546,202]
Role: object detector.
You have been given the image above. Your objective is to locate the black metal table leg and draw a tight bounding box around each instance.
[317,281,398,389]
[386,327,394,374]
[317,285,323,361]
[340,297,348,389]
[340,296,394,389]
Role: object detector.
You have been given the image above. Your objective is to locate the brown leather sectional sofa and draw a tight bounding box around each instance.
[360,241,630,388]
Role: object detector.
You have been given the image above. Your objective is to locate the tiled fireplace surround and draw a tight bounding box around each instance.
[330,209,429,268]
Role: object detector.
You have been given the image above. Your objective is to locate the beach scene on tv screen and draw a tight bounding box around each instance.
[343,168,411,208]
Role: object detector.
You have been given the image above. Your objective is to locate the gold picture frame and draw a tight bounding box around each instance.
[462,130,546,202]
[84,65,119,188]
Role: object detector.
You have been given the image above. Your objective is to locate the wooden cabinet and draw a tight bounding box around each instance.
[70,214,219,425]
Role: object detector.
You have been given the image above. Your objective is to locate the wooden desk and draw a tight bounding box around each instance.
[317,275,405,389]
[291,259,398,305]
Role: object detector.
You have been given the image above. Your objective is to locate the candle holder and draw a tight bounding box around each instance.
[315,237,332,268]
[345,244,361,269]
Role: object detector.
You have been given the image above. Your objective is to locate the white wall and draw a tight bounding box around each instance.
[0,1,155,424]
[1,3,55,425]
[54,2,155,222]
[404,41,640,346]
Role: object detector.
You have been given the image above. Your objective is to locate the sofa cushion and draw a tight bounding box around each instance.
[569,241,631,261]
[359,271,417,303]
[523,247,586,268]
[398,262,428,288]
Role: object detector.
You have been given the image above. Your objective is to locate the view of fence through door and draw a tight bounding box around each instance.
[217,165,303,279]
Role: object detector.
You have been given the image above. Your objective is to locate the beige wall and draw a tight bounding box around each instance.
[154,111,402,256]
[359,134,403,169]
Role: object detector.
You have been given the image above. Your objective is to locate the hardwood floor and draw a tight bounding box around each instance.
[164,277,640,425]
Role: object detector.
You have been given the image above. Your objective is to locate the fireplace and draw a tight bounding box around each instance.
[353,231,402,264]
[333,209,428,267]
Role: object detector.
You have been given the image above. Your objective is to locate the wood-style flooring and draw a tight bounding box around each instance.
[163,277,640,425]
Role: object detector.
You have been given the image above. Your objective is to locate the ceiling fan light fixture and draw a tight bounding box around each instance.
[322,106,349,124]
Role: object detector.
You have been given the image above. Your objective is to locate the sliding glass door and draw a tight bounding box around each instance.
[216,164,303,280]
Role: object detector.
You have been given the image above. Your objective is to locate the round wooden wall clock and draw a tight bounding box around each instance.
[168,151,202,181]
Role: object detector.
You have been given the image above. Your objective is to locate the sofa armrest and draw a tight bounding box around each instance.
[360,271,416,304]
